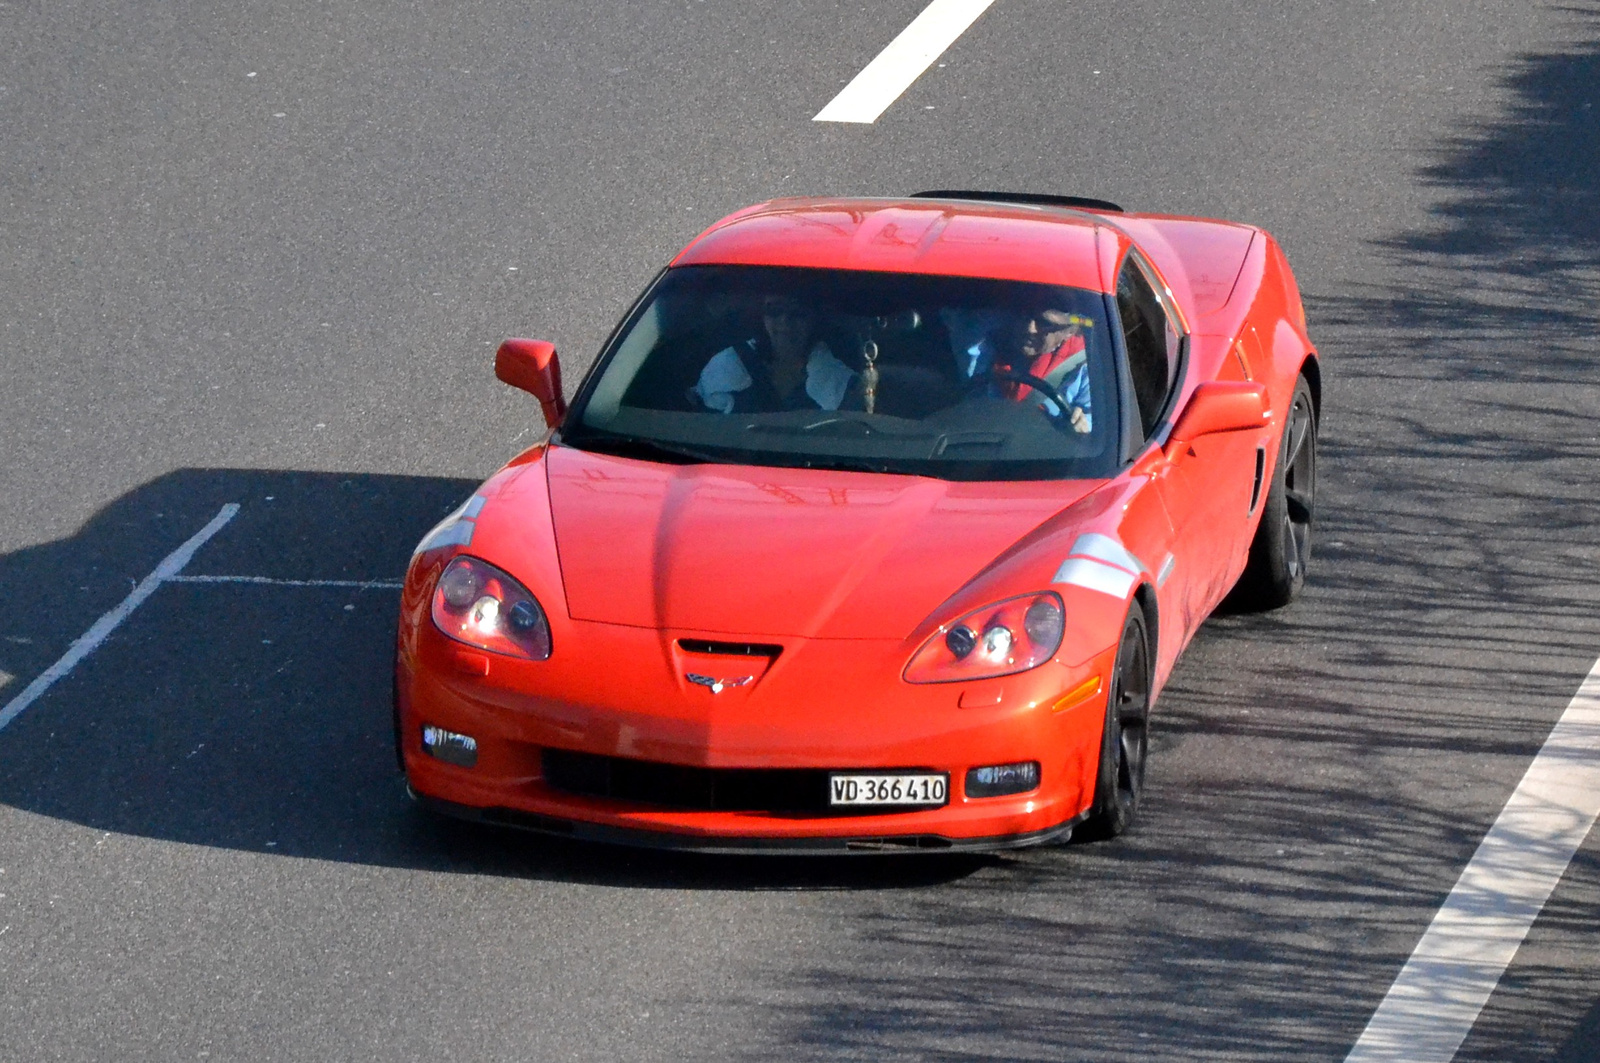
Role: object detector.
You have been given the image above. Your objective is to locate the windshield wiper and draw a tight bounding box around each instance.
[566,435,725,465]
[745,418,935,441]
[568,435,901,475]
[791,456,897,475]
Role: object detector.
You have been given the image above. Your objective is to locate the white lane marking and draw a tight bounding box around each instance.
[165,575,403,590]
[0,504,240,733]
[1345,656,1600,1063]
[813,0,998,123]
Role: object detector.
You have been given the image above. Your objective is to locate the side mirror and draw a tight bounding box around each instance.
[495,338,566,430]
[1166,381,1270,456]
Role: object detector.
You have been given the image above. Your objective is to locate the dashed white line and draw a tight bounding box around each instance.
[165,575,403,590]
[0,504,240,733]
[1345,655,1600,1062]
[813,0,997,124]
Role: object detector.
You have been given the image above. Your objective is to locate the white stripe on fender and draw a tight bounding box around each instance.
[813,0,998,124]
[1344,656,1600,1062]
[413,494,484,554]
[1051,556,1136,599]
[0,504,240,733]
[1068,532,1147,576]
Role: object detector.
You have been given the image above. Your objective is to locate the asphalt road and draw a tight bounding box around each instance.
[3,1,1599,1059]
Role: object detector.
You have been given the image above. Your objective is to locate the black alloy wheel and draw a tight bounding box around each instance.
[1233,374,1317,609]
[1080,603,1152,841]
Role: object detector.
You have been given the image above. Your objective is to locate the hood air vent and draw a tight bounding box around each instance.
[677,639,783,659]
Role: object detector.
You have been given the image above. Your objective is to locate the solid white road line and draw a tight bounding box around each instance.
[1345,656,1600,1062]
[165,575,403,590]
[0,504,240,733]
[813,0,997,123]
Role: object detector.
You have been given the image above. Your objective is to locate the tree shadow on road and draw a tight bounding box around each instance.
[730,10,1600,1061]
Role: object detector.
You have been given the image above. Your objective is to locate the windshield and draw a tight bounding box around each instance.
[562,265,1122,481]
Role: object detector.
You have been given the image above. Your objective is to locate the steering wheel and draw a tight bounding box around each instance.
[990,367,1081,430]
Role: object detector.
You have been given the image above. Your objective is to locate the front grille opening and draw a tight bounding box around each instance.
[677,638,783,659]
[542,750,939,816]
[544,749,826,812]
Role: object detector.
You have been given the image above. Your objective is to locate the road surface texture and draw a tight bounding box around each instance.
[2,1,1598,1059]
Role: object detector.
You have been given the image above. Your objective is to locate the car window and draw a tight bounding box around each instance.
[562,264,1124,482]
[1115,257,1181,439]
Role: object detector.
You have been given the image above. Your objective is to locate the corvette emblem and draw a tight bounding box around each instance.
[686,673,753,694]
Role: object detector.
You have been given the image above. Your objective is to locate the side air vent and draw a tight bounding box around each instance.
[1250,446,1266,512]
[911,190,1124,213]
[678,639,783,658]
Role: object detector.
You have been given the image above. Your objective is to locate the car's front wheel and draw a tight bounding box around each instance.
[1079,602,1152,841]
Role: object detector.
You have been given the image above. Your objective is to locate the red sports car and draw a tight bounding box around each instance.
[395,192,1319,852]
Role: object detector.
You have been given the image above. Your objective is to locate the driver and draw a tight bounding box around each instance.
[690,294,860,414]
[996,308,1093,433]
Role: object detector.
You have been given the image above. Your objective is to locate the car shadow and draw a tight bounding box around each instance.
[0,466,991,891]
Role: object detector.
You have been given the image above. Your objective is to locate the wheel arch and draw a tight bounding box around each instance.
[1132,580,1159,686]
[1299,352,1322,420]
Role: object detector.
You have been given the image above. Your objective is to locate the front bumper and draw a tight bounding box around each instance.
[396,613,1117,850]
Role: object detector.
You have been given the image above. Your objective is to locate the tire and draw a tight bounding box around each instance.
[1078,602,1153,841]
[392,652,407,773]
[1232,375,1316,610]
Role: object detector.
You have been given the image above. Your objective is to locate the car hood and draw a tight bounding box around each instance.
[542,446,1096,639]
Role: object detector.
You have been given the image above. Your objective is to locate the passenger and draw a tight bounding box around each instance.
[939,307,1008,384]
[690,295,860,414]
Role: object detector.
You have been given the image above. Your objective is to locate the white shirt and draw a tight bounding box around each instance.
[691,341,856,413]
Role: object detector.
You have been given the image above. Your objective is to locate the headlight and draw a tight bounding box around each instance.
[904,591,1064,684]
[430,555,552,660]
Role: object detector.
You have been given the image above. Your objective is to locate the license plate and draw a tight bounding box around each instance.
[828,773,948,807]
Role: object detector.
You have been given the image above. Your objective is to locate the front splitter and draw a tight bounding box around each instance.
[410,788,1082,855]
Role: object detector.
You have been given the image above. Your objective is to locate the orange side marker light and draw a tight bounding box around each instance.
[1052,675,1103,713]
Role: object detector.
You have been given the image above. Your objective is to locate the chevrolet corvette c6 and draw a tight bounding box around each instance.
[394,191,1320,852]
